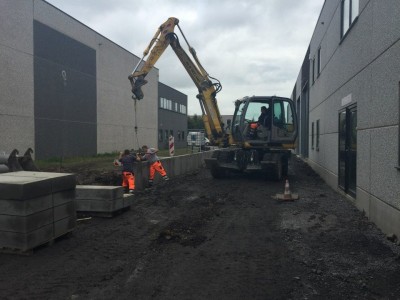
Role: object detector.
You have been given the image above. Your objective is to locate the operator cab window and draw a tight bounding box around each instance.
[232,101,246,134]
[244,102,271,123]
[273,100,295,132]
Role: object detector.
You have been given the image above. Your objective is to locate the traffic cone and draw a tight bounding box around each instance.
[275,179,299,201]
[283,179,291,200]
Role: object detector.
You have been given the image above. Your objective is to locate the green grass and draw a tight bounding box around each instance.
[35,147,204,170]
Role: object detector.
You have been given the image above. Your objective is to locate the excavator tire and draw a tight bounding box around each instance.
[262,153,283,181]
[209,150,227,179]
[210,165,225,179]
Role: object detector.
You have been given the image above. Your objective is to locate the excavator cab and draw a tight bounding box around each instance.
[231,96,297,148]
[205,96,297,180]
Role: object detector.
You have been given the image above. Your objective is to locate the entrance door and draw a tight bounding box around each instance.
[338,106,357,196]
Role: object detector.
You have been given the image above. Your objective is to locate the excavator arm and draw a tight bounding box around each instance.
[129,17,226,146]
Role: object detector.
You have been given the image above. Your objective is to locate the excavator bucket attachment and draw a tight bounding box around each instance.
[18,148,40,171]
[129,76,147,100]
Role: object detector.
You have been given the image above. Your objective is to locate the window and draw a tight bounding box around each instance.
[317,47,321,75]
[165,130,169,140]
[341,0,359,38]
[180,104,187,114]
[311,58,315,84]
[159,129,163,142]
[316,119,320,151]
[311,122,315,150]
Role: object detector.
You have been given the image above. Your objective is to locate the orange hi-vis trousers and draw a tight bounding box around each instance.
[122,171,135,190]
[149,161,167,180]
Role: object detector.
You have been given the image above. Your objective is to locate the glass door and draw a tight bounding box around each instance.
[338,106,357,196]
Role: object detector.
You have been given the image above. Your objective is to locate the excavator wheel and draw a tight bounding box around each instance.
[262,153,283,181]
[209,150,227,179]
[210,165,225,179]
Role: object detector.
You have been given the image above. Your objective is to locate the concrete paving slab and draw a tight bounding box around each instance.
[5,171,76,192]
[123,194,134,208]
[53,189,75,206]
[0,223,53,252]
[54,201,76,221]
[54,216,76,238]
[0,208,53,232]
[75,185,124,200]
[0,174,52,199]
[0,194,52,215]
[75,198,124,213]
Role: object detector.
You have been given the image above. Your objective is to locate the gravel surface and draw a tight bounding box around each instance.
[0,156,399,300]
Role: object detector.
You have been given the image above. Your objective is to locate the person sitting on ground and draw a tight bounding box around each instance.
[118,149,140,194]
[140,145,169,187]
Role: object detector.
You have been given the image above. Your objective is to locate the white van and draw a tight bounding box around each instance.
[187,131,210,147]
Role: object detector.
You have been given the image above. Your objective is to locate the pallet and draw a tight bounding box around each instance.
[76,206,131,218]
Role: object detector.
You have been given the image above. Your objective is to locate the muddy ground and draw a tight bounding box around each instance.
[1,156,400,300]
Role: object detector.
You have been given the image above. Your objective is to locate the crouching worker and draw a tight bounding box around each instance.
[141,145,169,187]
[118,149,140,194]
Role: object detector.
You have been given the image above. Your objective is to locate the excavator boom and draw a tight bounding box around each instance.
[129,17,226,146]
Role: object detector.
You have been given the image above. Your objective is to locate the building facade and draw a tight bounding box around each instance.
[1,0,161,159]
[158,82,188,150]
[292,0,400,236]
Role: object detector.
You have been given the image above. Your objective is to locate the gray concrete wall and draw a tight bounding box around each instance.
[0,0,158,157]
[304,0,400,237]
[0,0,35,154]
[34,0,158,154]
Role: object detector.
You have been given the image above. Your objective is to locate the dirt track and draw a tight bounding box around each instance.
[1,156,400,300]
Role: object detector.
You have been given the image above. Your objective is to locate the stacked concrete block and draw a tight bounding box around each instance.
[0,171,76,253]
[75,185,132,217]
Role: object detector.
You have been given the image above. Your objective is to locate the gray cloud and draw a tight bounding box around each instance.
[45,0,323,114]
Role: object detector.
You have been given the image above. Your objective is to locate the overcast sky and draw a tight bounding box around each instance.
[45,0,323,115]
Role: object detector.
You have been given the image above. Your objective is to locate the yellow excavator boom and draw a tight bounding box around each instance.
[129,17,227,146]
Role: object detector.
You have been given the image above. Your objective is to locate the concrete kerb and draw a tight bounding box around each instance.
[134,150,214,190]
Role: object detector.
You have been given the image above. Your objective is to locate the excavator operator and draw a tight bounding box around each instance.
[258,106,271,129]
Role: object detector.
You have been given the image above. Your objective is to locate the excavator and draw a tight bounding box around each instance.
[129,17,298,180]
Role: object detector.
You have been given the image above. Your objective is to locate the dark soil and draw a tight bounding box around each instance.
[1,156,400,300]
